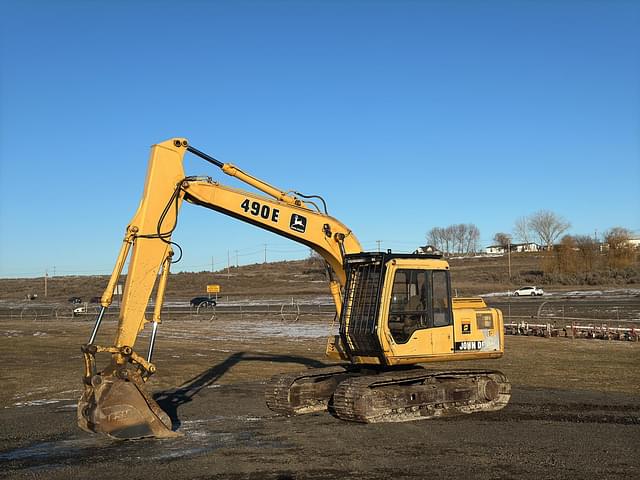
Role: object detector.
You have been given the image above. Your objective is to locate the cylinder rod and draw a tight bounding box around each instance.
[186,145,224,168]
[147,321,159,363]
[88,306,107,345]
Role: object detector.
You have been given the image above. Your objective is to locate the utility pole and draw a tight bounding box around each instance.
[44,270,48,297]
[227,250,230,277]
[264,244,267,263]
[507,240,512,280]
[211,256,214,272]
[235,250,239,267]
[376,240,382,252]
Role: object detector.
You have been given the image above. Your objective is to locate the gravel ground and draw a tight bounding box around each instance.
[1,310,639,479]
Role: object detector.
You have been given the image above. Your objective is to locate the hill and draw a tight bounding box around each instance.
[1,252,638,304]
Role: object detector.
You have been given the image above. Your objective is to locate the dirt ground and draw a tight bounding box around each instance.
[1,311,639,480]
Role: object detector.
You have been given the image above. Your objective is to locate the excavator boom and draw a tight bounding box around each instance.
[79,138,362,438]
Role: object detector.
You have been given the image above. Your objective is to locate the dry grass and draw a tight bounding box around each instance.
[1,314,638,413]
[1,253,637,304]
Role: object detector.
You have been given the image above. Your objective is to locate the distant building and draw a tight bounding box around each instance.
[485,245,506,255]
[599,234,640,251]
[415,245,442,255]
[484,242,541,254]
[512,242,541,253]
[628,236,640,249]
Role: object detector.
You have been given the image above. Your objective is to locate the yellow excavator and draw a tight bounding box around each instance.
[78,138,510,439]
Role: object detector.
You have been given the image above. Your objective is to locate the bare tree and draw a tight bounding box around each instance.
[513,216,533,244]
[453,224,466,254]
[605,227,634,269]
[445,225,456,254]
[427,224,480,255]
[605,227,632,248]
[493,232,512,248]
[574,235,599,274]
[554,235,578,274]
[465,224,480,254]
[528,210,571,249]
[427,227,446,253]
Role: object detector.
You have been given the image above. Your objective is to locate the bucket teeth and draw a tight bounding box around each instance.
[78,367,180,439]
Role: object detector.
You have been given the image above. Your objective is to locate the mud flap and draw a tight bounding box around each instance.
[78,369,181,440]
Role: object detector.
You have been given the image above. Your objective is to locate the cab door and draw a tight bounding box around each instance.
[428,270,454,356]
[379,261,454,363]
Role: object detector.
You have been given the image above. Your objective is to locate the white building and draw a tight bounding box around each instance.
[628,237,640,249]
[512,242,541,253]
[484,242,541,254]
[485,245,506,254]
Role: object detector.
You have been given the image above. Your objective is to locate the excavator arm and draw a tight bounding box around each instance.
[78,138,362,439]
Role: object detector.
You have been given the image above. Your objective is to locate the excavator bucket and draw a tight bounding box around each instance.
[77,367,180,440]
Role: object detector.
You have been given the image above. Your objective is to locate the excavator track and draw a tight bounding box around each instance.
[332,368,510,423]
[265,365,355,415]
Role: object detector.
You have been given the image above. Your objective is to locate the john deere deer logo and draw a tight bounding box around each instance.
[290,214,307,233]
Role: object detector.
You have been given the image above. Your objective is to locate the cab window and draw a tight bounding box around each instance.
[432,270,451,327]
[387,269,451,343]
[387,269,430,343]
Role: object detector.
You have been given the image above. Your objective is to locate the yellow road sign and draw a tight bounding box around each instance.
[207,284,221,293]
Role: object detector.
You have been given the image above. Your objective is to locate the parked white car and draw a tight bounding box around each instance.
[513,286,544,296]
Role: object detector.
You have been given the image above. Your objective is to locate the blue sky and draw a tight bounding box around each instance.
[1,0,638,277]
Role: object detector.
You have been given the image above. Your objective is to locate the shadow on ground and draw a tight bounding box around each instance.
[153,352,328,429]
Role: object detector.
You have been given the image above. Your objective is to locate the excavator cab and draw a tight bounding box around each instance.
[327,252,504,367]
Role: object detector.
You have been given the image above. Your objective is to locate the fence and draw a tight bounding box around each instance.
[498,298,640,341]
[0,300,338,323]
[504,321,639,341]
[0,305,72,321]
[188,300,336,322]
[2,298,638,342]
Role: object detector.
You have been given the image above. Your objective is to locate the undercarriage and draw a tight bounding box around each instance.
[265,366,511,423]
